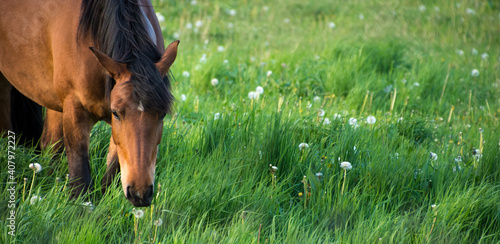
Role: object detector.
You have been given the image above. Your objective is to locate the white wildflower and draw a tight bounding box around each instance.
[456,49,464,55]
[195,20,203,28]
[229,9,236,16]
[132,208,144,218]
[419,5,426,12]
[466,8,475,15]
[322,118,331,125]
[154,218,163,226]
[313,96,321,102]
[366,115,376,125]
[481,53,488,60]
[29,163,42,173]
[199,54,207,63]
[211,78,219,86]
[472,48,478,55]
[180,94,187,101]
[217,46,225,52]
[173,32,180,39]
[298,143,309,151]
[328,22,336,28]
[185,22,193,29]
[248,91,259,100]
[349,118,357,126]
[317,109,325,117]
[182,71,190,77]
[255,86,264,94]
[429,152,438,161]
[340,161,352,170]
[471,69,479,77]
[30,195,42,205]
[266,70,272,77]
[156,13,165,23]
[333,113,342,120]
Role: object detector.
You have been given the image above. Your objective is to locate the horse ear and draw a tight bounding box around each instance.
[89,47,126,79]
[156,40,180,75]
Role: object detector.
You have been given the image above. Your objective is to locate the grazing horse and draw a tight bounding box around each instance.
[0,0,178,207]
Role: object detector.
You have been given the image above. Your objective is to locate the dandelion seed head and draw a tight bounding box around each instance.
[322,118,331,125]
[471,69,479,77]
[217,46,225,52]
[211,78,219,86]
[298,143,309,150]
[29,163,42,173]
[366,115,376,125]
[317,109,325,117]
[340,161,352,170]
[154,218,163,226]
[256,86,264,94]
[180,94,187,101]
[182,71,190,77]
[429,152,438,161]
[266,70,272,77]
[30,195,42,205]
[185,22,193,29]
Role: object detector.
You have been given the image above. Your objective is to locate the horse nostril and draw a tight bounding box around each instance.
[126,185,132,199]
[144,185,154,200]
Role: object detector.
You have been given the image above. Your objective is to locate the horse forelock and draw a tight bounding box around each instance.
[78,0,174,114]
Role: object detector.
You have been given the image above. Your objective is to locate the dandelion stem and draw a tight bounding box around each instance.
[257,223,262,244]
[28,170,36,198]
[341,169,347,195]
[439,64,451,105]
[22,178,27,202]
[390,88,397,113]
[427,209,438,241]
[447,105,454,123]
[360,90,369,115]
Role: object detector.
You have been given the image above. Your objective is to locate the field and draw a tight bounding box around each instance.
[1,0,500,243]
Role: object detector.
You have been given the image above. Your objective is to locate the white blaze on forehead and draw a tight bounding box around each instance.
[138,101,145,111]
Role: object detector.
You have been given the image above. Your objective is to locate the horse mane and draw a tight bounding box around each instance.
[77,0,173,113]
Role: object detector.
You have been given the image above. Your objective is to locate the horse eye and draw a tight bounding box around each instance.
[159,113,166,120]
[112,110,120,120]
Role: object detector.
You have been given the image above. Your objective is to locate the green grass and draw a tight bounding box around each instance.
[2,0,500,243]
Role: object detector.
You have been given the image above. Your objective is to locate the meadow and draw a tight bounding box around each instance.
[1,0,500,243]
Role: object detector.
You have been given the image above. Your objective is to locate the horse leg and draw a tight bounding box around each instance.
[101,136,120,194]
[62,97,95,198]
[41,109,64,174]
[0,72,13,133]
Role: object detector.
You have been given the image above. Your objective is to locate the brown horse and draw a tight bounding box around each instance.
[0,0,178,207]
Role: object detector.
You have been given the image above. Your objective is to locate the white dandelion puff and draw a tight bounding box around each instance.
[156,13,165,23]
[471,69,479,77]
[429,152,438,161]
[195,20,203,28]
[214,113,221,120]
[266,70,272,77]
[211,78,219,86]
[154,218,163,226]
[328,22,336,28]
[255,86,264,94]
[472,48,478,55]
[229,9,236,16]
[217,46,225,52]
[132,208,144,218]
[313,96,320,102]
[185,22,193,29]
[317,109,325,117]
[298,143,309,151]
[322,118,331,125]
[29,163,42,173]
[30,195,42,205]
[180,94,187,101]
[419,5,426,12]
[349,118,357,126]
[481,53,488,60]
[366,115,376,125]
[248,91,259,100]
[340,161,352,170]
[182,71,190,77]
